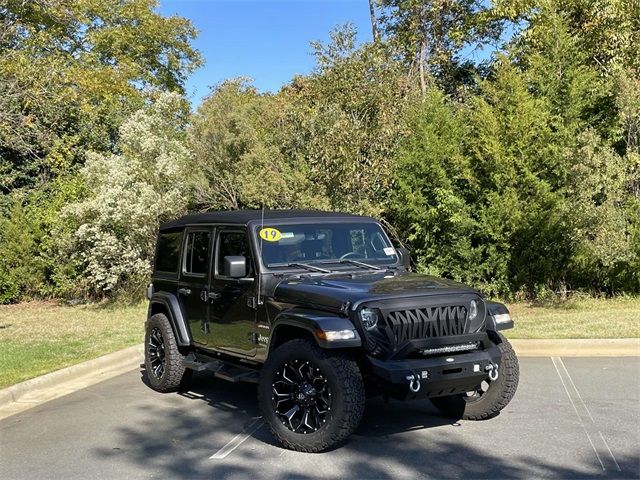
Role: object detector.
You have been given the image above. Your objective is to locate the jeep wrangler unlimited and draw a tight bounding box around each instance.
[144,210,519,452]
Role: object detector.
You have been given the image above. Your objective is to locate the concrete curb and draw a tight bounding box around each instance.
[0,338,638,421]
[510,338,640,357]
[0,344,144,421]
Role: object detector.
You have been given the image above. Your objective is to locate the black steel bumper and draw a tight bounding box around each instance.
[367,335,502,399]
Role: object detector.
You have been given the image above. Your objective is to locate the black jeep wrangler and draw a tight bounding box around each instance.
[144,210,519,452]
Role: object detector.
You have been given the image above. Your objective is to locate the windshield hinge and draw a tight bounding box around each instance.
[247,297,260,310]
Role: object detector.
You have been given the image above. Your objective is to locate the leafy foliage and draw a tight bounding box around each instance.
[57,92,192,296]
[0,0,637,301]
[0,0,201,193]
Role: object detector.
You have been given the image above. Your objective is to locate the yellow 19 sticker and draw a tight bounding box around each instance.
[259,227,282,242]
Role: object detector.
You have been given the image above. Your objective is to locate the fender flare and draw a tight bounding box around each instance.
[485,301,514,332]
[148,292,192,346]
[269,308,361,351]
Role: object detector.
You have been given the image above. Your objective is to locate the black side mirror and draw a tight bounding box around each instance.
[223,255,247,278]
[396,248,411,270]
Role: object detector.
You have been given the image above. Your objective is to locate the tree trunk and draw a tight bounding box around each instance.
[368,0,380,42]
[418,38,427,96]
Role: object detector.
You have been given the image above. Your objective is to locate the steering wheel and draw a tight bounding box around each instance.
[339,251,366,260]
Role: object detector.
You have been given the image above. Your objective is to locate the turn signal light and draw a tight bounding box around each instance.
[315,329,356,341]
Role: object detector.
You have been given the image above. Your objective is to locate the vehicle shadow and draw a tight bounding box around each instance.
[92,367,638,479]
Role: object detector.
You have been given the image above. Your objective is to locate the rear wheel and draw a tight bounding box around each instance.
[431,333,519,420]
[258,339,365,452]
[144,313,190,392]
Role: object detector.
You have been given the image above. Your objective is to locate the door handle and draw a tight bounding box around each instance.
[178,288,191,296]
[208,292,222,300]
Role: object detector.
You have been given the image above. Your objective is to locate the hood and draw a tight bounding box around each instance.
[273,270,478,311]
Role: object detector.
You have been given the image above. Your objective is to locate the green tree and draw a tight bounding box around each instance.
[389,89,477,281]
[188,79,325,211]
[0,203,44,303]
[277,25,414,216]
[377,0,500,93]
[494,0,640,75]
[0,0,201,193]
[57,92,192,297]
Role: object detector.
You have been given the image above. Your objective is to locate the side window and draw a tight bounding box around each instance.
[217,231,252,277]
[183,231,211,276]
[156,231,183,273]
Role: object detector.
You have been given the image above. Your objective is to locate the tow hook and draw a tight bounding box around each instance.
[485,363,499,381]
[406,373,421,393]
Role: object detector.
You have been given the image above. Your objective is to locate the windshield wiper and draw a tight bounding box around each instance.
[267,262,331,273]
[317,259,384,271]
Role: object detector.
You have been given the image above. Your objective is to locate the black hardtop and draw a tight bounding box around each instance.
[159,209,373,231]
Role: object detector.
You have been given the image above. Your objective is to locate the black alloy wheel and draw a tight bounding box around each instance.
[144,313,190,392]
[272,359,332,434]
[258,339,365,452]
[147,327,166,379]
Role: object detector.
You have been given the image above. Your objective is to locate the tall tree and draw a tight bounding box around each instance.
[0,0,202,193]
[377,0,500,93]
[368,0,380,42]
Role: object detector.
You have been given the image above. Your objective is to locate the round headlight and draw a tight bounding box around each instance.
[360,308,379,331]
[468,300,478,321]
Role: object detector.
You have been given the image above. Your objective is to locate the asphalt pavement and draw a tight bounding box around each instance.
[1,357,638,479]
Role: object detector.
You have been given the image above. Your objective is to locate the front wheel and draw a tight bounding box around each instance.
[431,333,519,420]
[258,339,365,452]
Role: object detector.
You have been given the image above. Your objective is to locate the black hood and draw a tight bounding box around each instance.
[273,270,478,311]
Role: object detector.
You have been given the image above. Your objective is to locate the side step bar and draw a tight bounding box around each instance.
[183,355,260,384]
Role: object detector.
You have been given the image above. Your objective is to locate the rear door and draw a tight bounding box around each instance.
[178,227,214,346]
[207,227,257,357]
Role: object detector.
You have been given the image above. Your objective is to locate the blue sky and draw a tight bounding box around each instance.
[158,0,375,105]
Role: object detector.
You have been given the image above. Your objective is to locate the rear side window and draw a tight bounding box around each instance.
[183,231,211,276]
[155,231,183,273]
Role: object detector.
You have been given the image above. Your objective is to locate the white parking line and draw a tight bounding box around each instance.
[210,417,264,459]
[551,357,621,472]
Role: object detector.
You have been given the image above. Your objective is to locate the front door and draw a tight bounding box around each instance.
[178,227,213,346]
[208,228,257,357]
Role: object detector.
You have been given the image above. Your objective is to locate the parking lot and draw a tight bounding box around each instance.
[1,356,638,479]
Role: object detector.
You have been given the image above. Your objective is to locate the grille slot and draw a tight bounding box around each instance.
[386,305,467,343]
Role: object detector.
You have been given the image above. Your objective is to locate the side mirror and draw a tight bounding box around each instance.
[223,255,248,278]
[396,248,411,270]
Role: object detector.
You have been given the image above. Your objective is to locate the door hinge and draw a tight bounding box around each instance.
[247,297,259,310]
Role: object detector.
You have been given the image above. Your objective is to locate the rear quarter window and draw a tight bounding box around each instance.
[155,231,183,273]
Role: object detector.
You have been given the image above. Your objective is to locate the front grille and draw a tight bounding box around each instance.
[386,305,467,343]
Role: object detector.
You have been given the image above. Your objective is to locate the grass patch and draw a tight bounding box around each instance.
[0,301,146,389]
[506,297,640,339]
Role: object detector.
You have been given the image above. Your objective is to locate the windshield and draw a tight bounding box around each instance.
[255,222,398,268]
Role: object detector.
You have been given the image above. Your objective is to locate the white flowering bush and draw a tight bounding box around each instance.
[61,92,191,295]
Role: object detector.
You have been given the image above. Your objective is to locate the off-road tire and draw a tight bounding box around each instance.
[430,333,519,420]
[258,339,365,452]
[144,313,190,393]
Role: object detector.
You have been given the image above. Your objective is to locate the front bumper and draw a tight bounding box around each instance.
[367,337,502,399]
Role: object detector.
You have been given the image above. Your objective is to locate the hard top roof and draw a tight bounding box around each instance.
[159,210,375,231]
